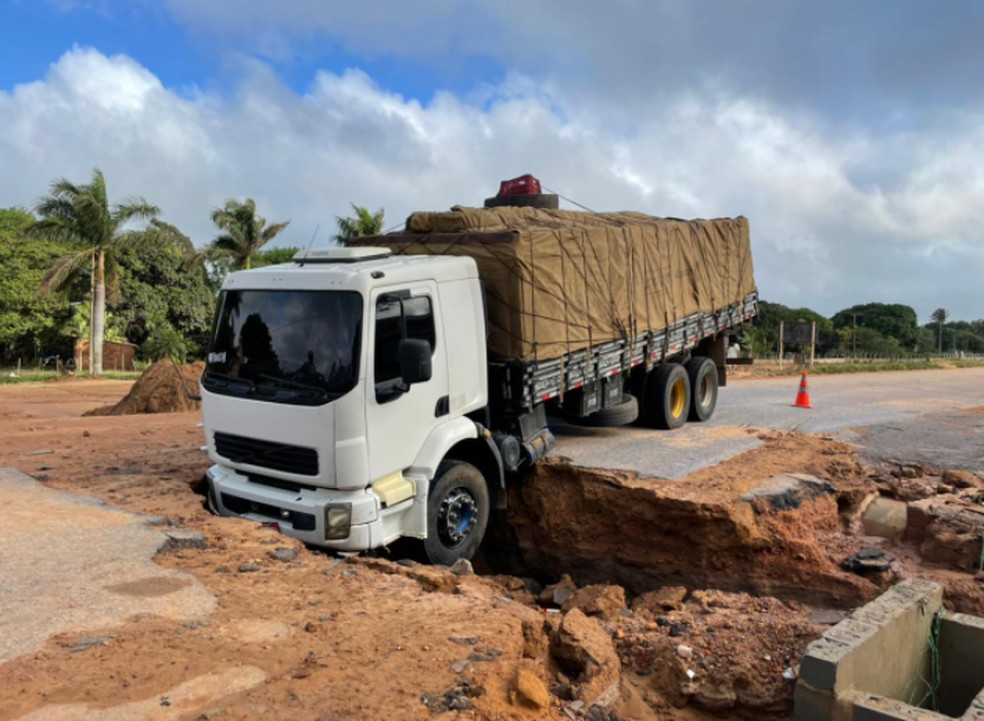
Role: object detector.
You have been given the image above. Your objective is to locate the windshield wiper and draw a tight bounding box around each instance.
[256,374,328,399]
[203,370,255,392]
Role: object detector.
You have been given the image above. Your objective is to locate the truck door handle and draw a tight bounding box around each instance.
[435,396,450,417]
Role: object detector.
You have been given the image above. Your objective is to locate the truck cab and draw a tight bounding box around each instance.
[203,247,507,563]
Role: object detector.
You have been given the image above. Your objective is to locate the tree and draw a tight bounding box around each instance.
[831,303,920,350]
[27,169,159,374]
[931,308,949,352]
[252,246,302,268]
[111,235,216,356]
[0,207,75,363]
[207,198,290,270]
[334,204,385,246]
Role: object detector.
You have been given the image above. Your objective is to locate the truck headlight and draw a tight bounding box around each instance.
[325,504,352,540]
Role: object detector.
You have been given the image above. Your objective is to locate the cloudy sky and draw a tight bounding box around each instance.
[1,1,982,321]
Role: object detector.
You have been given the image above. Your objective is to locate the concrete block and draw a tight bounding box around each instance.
[793,682,835,721]
[863,497,908,539]
[854,694,951,720]
[795,579,947,720]
[938,614,984,717]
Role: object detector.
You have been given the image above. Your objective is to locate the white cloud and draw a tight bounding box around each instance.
[1,47,982,321]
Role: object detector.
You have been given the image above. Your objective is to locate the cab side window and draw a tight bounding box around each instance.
[374,294,435,400]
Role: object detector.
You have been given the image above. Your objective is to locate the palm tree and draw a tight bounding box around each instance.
[207,198,290,270]
[334,204,385,247]
[28,169,159,375]
[931,307,949,353]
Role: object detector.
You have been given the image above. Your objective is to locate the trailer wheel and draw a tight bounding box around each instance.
[567,394,639,427]
[423,461,490,566]
[685,357,718,422]
[644,363,691,429]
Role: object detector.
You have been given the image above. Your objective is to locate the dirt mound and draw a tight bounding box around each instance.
[85,361,203,416]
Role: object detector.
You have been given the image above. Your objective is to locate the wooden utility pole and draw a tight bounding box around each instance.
[778,321,784,370]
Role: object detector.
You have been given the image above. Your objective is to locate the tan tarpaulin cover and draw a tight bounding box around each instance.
[355,206,756,362]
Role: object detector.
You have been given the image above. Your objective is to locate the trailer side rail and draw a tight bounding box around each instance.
[491,292,757,413]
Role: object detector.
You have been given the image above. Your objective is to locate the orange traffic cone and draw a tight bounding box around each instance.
[792,370,812,408]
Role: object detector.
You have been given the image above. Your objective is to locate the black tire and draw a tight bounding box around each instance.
[685,357,719,422]
[642,363,691,429]
[423,461,490,565]
[566,394,639,427]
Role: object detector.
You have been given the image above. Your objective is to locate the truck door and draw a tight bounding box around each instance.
[365,284,449,481]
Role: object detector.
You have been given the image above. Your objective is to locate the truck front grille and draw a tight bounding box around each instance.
[214,432,319,476]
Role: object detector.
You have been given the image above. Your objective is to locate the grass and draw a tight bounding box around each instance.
[737,357,984,377]
[0,369,143,384]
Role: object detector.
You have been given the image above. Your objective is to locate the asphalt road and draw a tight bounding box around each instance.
[551,367,984,479]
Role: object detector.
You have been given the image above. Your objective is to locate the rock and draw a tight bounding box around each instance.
[668,622,689,637]
[633,586,688,613]
[841,548,893,574]
[676,644,693,659]
[808,609,849,625]
[450,558,474,576]
[521,619,550,660]
[511,666,551,709]
[740,472,834,512]
[551,609,620,708]
[421,681,484,713]
[862,497,908,539]
[563,584,627,621]
[943,469,981,489]
[29,449,54,456]
[904,497,936,544]
[451,660,470,674]
[161,529,208,552]
[538,574,578,606]
[82,430,91,437]
[66,635,111,652]
[449,636,479,646]
[238,563,262,573]
[268,547,298,563]
[553,587,575,606]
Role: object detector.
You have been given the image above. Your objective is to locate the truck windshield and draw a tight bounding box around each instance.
[204,290,363,405]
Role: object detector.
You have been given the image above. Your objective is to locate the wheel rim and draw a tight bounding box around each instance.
[670,377,687,418]
[437,487,478,548]
[698,372,714,407]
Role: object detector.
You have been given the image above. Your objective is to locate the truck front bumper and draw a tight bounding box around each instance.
[205,464,413,551]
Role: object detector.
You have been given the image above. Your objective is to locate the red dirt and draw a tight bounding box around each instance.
[0,380,981,721]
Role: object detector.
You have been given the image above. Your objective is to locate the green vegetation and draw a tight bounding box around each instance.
[747,300,984,359]
[26,169,160,375]
[334,204,385,246]
[0,180,296,375]
[206,198,290,270]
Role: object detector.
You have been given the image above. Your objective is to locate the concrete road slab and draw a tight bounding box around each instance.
[0,468,215,664]
[552,368,984,479]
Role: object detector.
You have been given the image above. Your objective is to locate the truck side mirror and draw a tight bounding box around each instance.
[399,338,432,385]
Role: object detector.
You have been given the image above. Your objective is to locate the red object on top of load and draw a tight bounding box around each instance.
[497,174,542,196]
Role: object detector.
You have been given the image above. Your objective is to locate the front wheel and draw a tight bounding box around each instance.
[423,461,490,565]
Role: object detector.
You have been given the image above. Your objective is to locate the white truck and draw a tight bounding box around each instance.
[202,195,757,564]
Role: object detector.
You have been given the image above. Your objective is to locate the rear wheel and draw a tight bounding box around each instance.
[643,363,691,429]
[423,461,490,565]
[565,394,639,427]
[685,357,719,422]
